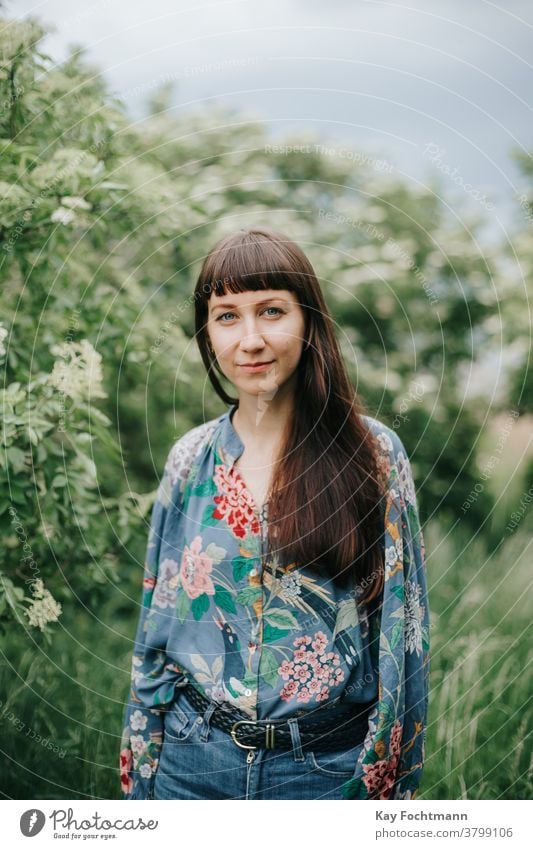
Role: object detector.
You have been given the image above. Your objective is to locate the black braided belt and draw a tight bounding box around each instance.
[183,684,375,752]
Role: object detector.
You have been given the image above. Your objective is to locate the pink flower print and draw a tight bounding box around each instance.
[280,680,299,701]
[326,668,345,687]
[277,631,343,706]
[278,660,295,681]
[180,536,215,600]
[315,664,330,681]
[297,687,311,703]
[294,663,311,683]
[120,748,133,795]
[311,631,328,652]
[152,558,179,609]
[213,464,260,539]
[361,722,403,799]
[362,757,397,799]
[390,720,403,756]
[130,734,147,757]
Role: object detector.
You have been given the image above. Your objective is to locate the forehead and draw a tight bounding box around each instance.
[208,289,297,311]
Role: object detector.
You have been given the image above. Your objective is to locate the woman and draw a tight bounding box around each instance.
[120,227,429,800]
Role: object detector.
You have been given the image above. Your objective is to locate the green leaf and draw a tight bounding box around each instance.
[235,586,262,606]
[201,503,219,527]
[7,447,26,472]
[232,556,253,582]
[213,585,236,614]
[263,608,300,631]
[204,542,226,563]
[332,598,359,640]
[390,620,404,650]
[262,623,288,644]
[1,578,25,620]
[175,590,190,623]
[260,647,280,689]
[191,593,210,621]
[191,478,217,497]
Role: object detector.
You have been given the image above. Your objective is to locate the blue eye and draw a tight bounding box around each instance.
[216,307,283,322]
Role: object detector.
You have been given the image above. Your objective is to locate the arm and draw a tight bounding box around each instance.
[342,424,430,799]
[119,445,186,800]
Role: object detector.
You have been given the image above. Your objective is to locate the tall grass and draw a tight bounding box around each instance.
[0,520,531,799]
[419,520,532,799]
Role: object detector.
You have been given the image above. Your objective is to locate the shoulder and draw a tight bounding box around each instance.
[164,415,222,488]
[361,413,407,462]
[362,414,419,508]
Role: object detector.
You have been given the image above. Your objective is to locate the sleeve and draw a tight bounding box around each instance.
[341,425,430,800]
[119,444,188,801]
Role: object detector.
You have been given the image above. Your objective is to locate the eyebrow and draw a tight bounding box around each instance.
[210,297,289,312]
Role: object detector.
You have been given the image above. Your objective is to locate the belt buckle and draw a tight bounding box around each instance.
[230,720,257,750]
[230,720,277,750]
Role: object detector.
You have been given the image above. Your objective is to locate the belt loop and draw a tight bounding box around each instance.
[199,701,217,742]
[287,717,305,762]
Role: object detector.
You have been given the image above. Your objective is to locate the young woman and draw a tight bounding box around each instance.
[120,227,429,800]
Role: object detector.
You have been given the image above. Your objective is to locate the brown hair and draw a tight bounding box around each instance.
[194,227,385,604]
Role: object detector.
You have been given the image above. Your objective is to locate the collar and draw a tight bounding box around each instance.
[214,403,245,465]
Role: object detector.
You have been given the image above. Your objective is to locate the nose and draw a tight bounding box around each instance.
[238,319,266,352]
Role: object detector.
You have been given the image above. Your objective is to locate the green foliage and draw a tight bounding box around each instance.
[0,11,531,802]
[0,13,528,666]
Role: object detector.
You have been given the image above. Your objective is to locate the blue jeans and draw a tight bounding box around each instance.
[153,687,365,800]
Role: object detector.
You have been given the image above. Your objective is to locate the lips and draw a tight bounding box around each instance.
[238,360,274,372]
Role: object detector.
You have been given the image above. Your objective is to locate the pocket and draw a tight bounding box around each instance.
[163,691,200,743]
[307,745,359,778]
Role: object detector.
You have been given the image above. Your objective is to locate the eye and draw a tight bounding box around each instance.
[215,307,284,322]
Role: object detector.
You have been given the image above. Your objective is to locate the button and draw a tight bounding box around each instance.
[244,688,252,696]
[196,717,203,724]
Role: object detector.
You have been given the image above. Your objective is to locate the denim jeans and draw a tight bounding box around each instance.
[153,687,365,800]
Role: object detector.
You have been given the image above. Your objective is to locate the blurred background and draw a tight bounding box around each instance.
[0,0,531,799]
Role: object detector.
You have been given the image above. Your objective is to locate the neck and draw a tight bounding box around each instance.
[232,392,294,450]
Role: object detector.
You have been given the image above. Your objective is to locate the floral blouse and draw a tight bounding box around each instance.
[120,404,429,800]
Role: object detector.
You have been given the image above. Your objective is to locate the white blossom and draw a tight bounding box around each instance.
[0,323,8,357]
[404,580,423,655]
[377,432,394,454]
[129,709,148,731]
[24,578,62,630]
[49,339,107,401]
[395,451,417,507]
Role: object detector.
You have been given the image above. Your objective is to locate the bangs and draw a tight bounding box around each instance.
[201,231,303,299]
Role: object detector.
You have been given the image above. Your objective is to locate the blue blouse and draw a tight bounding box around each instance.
[120,404,429,800]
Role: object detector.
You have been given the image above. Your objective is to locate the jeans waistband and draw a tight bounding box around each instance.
[180,683,374,752]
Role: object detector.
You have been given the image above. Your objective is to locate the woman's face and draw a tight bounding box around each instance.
[206,288,306,399]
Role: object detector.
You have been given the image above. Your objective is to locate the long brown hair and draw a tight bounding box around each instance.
[194,227,385,604]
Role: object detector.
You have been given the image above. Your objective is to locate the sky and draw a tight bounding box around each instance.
[9,0,533,240]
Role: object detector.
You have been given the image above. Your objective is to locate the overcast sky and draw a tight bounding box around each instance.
[10,0,533,238]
